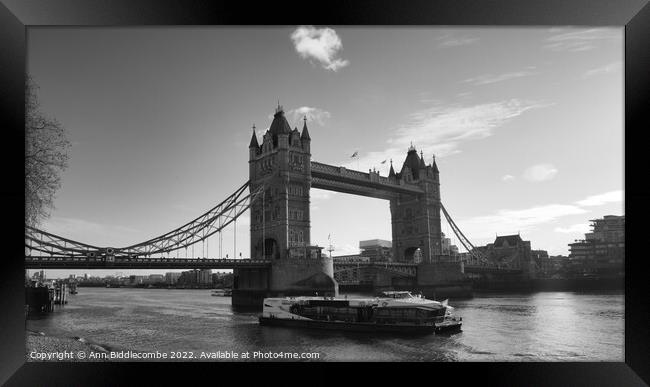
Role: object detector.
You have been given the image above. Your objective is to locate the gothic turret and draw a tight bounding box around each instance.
[401,144,423,180]
[268,104,292,148]
[388,159,396,178]
[248,126,260,162]
[248,127,259,148]
[301,116,311,141]
[300,116,311,153]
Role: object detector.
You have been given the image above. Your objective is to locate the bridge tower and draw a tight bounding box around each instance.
[389,146,443,263]
[234,104,337,306]
[249,104,314,260]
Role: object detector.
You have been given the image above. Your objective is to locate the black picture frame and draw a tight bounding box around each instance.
[1,0,648,385]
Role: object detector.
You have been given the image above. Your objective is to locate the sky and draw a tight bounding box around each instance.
[26,26,624,278]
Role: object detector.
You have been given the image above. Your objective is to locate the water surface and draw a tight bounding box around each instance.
[27,288,624,361]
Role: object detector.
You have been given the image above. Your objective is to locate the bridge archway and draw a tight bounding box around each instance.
[264,238,280,260]
[403,247,423,264]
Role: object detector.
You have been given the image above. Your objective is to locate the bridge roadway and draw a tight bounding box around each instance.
[25,255,522,275]
[310,161,424,200]
[25,256,271,270]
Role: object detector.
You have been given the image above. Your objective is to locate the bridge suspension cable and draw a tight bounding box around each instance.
[25,181,265,259]
[439,202,491,266]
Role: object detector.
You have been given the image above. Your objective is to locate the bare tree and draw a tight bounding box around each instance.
[25,76,71,227]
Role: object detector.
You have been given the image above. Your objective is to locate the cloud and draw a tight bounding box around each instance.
[462,70,537,86]
[290,26,349,71]
[452,189,622,245]
[437,33,479,48]
[523,163,558,182]
[543,28,620,52]
[554,223,591,234]
[342,99,549,172]
[501,174,515,182]
[582,61,622,78]
[575,190,623,207]
[286,106,331,127]
[396,100,547,155]
[457,204,588,241]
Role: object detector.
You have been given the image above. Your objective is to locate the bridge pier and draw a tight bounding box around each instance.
[470,272,534,292]
[414,262,473,299]
[232,257,338,308]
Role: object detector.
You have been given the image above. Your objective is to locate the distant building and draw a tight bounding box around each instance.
[473,234,537,278]
[568,215,624,277]
[165,272,181,285]
[585,215,624,243]
[199,269,212,285]
[359,239,392,262]
[178,270,198,285]
[148,274,164,284]
[32,270,45,282]
[177,269,213,287]
[440,232,461,262]
[546,255,570,278]
[212,272,234,287]
[531,249,549,275]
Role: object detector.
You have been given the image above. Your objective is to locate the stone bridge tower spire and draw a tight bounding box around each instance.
[389,146,443,263]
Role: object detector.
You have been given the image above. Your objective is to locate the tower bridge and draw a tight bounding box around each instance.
[25,104,531,306]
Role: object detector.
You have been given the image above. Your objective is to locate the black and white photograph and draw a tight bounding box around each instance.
[19,24,630,364]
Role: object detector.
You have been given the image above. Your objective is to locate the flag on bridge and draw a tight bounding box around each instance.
[351,151,358,158]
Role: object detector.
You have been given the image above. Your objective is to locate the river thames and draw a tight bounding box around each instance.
[26,288,624,361]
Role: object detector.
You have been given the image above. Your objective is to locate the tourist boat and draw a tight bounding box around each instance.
[259,291,462,334]
[211,289,232,297]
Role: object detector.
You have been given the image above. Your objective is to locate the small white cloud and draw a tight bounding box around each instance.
[582,61,622,78]
[290,26,349,72]
[576,190,623,207]
[462,70,537,86]
[287,106,331,127]
[543,28,620,52]
[554,223,591,234]
[437,33,479,48]
[501,174,515,182]
[523,163,558,182]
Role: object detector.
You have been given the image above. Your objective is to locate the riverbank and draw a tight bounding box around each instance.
[26,330,115,362]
